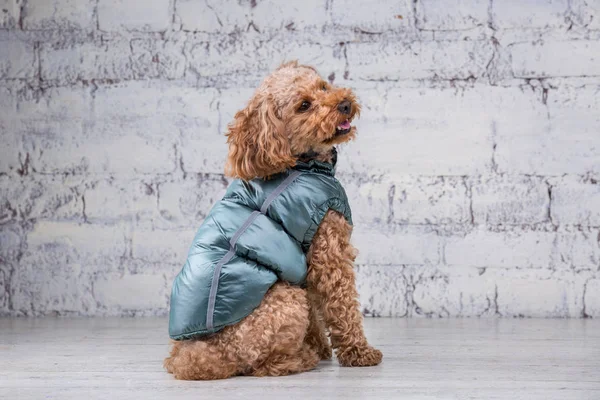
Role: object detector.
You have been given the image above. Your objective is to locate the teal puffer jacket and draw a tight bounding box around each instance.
[168,156,352,340]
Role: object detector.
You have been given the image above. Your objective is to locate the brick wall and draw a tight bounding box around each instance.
[1,0,599,317]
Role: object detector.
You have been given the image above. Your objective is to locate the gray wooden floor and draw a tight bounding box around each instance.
[0,318,599,400]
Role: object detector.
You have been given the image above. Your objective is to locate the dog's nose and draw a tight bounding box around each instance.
[337,100,351,115]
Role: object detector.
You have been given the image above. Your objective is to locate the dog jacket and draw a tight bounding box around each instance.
[168,153,352,340]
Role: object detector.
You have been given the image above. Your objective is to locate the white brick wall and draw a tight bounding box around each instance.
[98,0,171,32]
[0,34,35,78]
[23,0,96,30]
[0,1,599,318]
[416,0,488,31]
[492,0,569,29]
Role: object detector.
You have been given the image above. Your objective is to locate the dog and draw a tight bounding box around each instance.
[164,61,382,380]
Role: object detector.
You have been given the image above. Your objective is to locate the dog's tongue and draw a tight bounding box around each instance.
[337,120,351,130]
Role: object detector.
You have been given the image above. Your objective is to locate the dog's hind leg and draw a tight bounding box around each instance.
[165,282,315,379]
[251,342,319,377]
[164,337,239,380]
[237,282,317,377]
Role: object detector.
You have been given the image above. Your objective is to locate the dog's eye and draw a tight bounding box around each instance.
[298,101,311,112]
[321,84,327,91]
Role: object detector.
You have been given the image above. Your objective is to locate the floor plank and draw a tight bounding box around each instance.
[0,318,599,400]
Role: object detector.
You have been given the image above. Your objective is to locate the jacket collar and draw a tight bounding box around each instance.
[293,148,337,176]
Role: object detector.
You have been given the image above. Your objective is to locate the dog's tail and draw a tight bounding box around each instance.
[164,339,238,380]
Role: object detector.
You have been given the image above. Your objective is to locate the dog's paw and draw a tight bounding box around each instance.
[306,338,332,360]
[336,345,383,367]
[318,343,333,360]
[305,331,332,360]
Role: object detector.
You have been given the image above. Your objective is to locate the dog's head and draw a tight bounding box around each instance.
[225,60,360,180]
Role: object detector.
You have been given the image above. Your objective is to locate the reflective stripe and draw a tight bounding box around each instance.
[205,171,303,331]
[260,171,302,214]
[205,211,260,331]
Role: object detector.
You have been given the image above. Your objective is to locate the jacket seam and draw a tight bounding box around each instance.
[303,197,347,246]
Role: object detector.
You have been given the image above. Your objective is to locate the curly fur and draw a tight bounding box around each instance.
[165,60,382,380]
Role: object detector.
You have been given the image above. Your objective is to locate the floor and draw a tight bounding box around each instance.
[0,318,598,400]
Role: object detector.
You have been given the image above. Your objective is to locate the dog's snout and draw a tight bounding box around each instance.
[337,100,351,115]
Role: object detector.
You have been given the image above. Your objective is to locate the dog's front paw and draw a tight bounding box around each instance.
[317,343,333,360]
[336,345,383,367]
[304,325,332,360]
[305,335,332,360]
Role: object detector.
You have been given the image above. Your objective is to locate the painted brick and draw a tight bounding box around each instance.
[83,179,158,225]
[165,85,223,174]
[495,270,584,317]
[411,268,497,317]
[93,80,211,120]
[416,0,488,30]
[252,0,329,31]
[93,273,167,310]
[180,0,330,33]
[0,176,17,224]
[23,0,95,30]
[0,35,35,79]
[551,181,600,226]
[571,0,600,30]
[157,177,228,229]
[98,0,171,32]
[0,85,19,170]
[93,78,212,172]
[392,177,470,225]
[0,176,82,222]
[38,81,212,176]
[494,86,600,175]
[0,265,9,313]
[355,265,409,317]
[10,262,97,316]
[584,279,600,317]
[14,86,96,175]
[343,180,391,225]
[2,0,600,318]
[353,225,440,265]
[131,228,196,264]
[331,0,412,32]
[338,86,494,176]
[511,41,600,78]
[346,40,493,81]
[177,0,248,32]
[264,41,346,77]
[554,229,600,270]
[0,126,21,174]
[23,221,128,265]
[472,178,550,225]
[130,37,186,80]
[492,0,569,29]
[218,87,257,127]
[16,84,91,119]
[186,37,345,83]
[0,83,17,112]
[0,224,21,260]
[0,0,21,29]
[40,40,132,84]
[445,229,555,268]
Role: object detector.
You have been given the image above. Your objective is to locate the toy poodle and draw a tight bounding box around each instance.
[164,60,382,380]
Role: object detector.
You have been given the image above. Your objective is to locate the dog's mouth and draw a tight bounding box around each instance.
[334,119,352,137]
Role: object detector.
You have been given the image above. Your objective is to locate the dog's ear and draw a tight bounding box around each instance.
[225,94,295,181]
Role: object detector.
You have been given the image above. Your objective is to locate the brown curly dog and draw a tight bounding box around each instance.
[164,61,382,379]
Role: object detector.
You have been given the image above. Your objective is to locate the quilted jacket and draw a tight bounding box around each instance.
[168,153,352,340]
